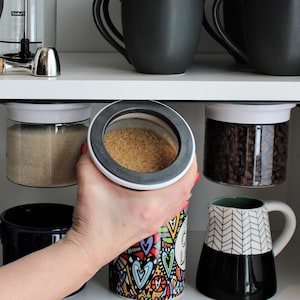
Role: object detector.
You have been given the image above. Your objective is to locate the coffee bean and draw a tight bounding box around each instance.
[204,119,289,187]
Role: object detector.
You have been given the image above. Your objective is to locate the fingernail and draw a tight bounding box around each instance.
[80,142,88,155]
[181,201,190,211]
[194,172,201,184]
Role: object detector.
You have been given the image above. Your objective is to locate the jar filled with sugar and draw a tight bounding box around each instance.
[88,100,195,190]
[6,103,92,187]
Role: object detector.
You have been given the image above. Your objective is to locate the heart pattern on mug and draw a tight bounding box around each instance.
[109,209,188,299]
[118,271,126,286]
[154,276,162,290]
[132,260,154,290]
[162,249,175,276]
[140,236,154,256]
[167,215,180,240]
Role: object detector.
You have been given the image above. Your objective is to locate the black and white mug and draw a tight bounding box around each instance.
[196,196,296,299]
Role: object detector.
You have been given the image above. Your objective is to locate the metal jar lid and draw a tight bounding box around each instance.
[88,100,195,190]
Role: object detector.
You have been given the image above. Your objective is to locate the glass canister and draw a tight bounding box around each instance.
[203,103,296,187]
[6,103,92,187]
[88,100,195,190]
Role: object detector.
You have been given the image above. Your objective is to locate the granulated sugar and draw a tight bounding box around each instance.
[7,124,88,187]
[104,127,178,172]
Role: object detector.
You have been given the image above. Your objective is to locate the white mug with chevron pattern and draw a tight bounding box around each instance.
[205,196,296,256]
[196,196,296,299]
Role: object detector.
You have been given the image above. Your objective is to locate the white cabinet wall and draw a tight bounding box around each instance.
[0,1,299,299]
[55,0,223,53]
[56,0,300,234]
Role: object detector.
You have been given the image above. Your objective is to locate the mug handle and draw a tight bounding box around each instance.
[203,0,244,62]
[264,201,296,257]
[92,0,130,63]
[212,0,248,64]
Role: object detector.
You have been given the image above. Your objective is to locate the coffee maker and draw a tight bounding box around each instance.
[0,0,56,62]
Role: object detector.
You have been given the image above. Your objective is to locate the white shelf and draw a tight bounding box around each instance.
[1,52,300,102]
[68,231,300,300]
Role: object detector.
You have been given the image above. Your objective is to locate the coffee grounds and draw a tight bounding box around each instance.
[104,127,178,172]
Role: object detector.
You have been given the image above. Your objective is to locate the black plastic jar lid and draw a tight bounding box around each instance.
[88,100,195,190]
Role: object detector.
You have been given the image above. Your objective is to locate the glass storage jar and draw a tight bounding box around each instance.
[88,100,195,190]
[203,103,295,187]
[6,103,92,187]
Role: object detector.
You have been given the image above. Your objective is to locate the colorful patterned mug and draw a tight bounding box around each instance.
[109,208,188,299]
[196,196,296,300]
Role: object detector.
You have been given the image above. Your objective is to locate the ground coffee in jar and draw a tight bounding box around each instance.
[6,103,92,187]
[204,103,295,187]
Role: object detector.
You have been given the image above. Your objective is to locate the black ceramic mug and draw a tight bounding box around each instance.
[92,0,203,74]
[0,203,73,264]
[213,0,300,75]
[0,203,83,297]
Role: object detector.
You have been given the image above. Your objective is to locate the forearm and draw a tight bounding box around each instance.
[0,152,198,299]
[0,236,101,300]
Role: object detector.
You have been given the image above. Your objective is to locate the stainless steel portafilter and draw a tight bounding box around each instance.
[0,47,61,77]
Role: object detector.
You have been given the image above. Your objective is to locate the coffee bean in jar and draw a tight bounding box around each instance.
[6,103,92,187]
[203,103,295,187]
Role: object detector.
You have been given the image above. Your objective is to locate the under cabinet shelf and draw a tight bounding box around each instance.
[0,52,300,102]
[68,231,300,300]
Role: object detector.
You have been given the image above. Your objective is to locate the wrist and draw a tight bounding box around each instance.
[61,228,103,279]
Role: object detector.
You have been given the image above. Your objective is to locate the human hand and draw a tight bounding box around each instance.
[64,143,199,275]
